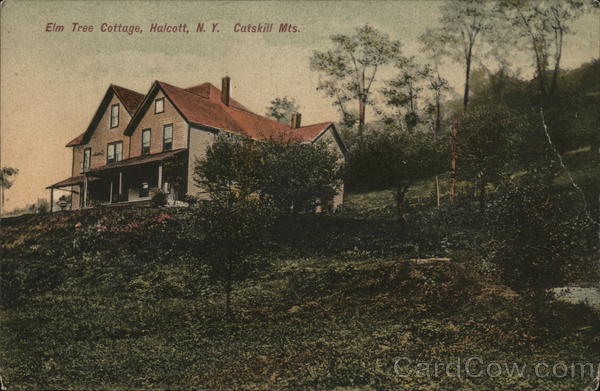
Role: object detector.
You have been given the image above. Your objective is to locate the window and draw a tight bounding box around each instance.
[142,129,151,154]
[107,141,123,163]
[110,103,119,128]
[139,182,149,198]
[155,98,164,114]
[163,124,173,151]
[83,148,91,171]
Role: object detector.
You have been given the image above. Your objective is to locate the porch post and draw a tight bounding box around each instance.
[118,171,123,195]
[83,174,88,208]
[157,164,163,191]
[109,180,113,203]
[50,188,54,213]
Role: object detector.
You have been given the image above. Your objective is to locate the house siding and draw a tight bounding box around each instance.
[313,127,345,210]
[186,126,216,199]
[129,91,188,157]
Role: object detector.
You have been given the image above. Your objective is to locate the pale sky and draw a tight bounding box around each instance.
[1,0,598,211]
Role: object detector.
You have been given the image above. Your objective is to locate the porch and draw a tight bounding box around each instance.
[48,149,187,210]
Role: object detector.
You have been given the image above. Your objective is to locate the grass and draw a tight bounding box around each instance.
[1,149,598,390]
[1,206,599,390]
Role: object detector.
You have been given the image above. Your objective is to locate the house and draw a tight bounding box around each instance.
[48,77,347,211]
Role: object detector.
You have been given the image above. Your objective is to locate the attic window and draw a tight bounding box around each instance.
[110,104,119,128]
[155,98,164,114]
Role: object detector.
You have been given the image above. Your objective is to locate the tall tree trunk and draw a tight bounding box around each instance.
[396,185,407,223]
[435,93,441,136]
[358,95,366,135]
[463,46,473,111]
[550,29,563,96]
[449,118,458,202]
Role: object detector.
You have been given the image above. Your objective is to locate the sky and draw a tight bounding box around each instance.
[1,0,598,211]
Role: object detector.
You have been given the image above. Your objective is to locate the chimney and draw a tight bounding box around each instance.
[221,76,230,106]
[290,112,302,128]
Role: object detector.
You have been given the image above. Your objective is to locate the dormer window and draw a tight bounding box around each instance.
[142,129,151,154]
[155,98,164,114]
[110,103,119,128]
[107,141,123,163]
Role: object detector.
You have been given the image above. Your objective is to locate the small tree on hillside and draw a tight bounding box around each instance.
[0,166,19,215]
[456,104,522,212]
[345,129,448,222]
[190,195,276,319]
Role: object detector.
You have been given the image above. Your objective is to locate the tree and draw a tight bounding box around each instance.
[189,195,276,319]
[265,96,300,124]
[0,167,19,215]
[456,104,522,212]
[345,129,448,221]
[380,58,427,133]
[310,24,402,134]
[432,0,495,111]
[497,0,585,98]
[194,135,341,212]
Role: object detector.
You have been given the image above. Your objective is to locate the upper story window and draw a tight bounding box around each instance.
[110,103,119,128]
[83,148,91,171]
[155,98,164,114]
[142,129,151,154]
[107,141,123,164]
[163,124,173,151]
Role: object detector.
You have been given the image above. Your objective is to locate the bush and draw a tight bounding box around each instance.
[488,171,596,294]
[151,191,166,207]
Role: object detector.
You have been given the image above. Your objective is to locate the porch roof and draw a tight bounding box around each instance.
[47,175,100,189]
[88,148,186,173]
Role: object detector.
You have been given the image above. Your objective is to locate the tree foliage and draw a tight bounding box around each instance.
[194,135,341,212]
[265,96,299,124]
[310,24,402,133]
[345,129,449,221]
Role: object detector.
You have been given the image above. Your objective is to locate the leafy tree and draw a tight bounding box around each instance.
[457,104,522,212]
[194,135,265,202]
[431,0,495,111]
[0,166,18,215]
[345,129,448,221]
[496,0,585,98]
[261,141,340,212]
[189,195,276,319]
[194,136,341,212]
[380,58,427,132]
[265,96,300,124]
[489,170,594,296]
[310,24,402,134]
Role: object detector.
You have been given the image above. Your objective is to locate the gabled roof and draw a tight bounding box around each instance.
[124,80,336,144]
[66,85,144,147]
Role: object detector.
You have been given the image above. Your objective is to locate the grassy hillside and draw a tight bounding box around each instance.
[1,202,599,390]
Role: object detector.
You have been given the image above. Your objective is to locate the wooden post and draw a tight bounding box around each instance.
[109,180,113,203]
[83,174,88,208]
[449,118,458,202]
[118,171,123,195]
[49,188,54,213]
[157,164,163,191]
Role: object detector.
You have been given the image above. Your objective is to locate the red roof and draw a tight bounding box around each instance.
[292,122,333,143]
[112,84,145,115]
[66,85,144,147]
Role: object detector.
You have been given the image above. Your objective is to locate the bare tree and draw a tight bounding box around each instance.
[310,24,402,134]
